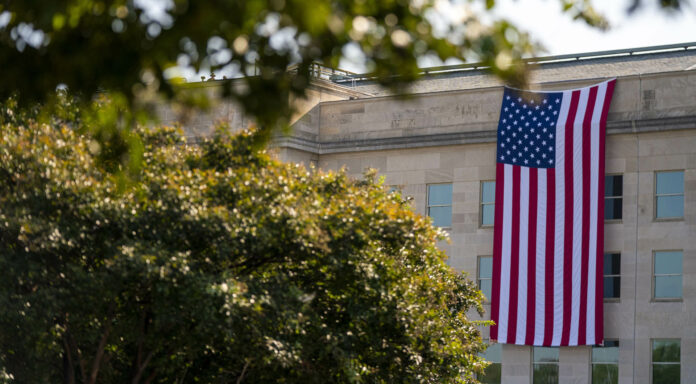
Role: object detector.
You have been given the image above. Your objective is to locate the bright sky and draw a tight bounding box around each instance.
[493,0,696,56]
[337,0,696,73]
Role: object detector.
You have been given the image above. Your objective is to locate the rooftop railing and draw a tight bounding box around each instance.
[330,41,696,83]
[287,62,358,82]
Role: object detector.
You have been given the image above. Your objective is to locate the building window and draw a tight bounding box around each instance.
[605,175,622,220]
[481,181,495,226]
[592,340,619,384]
[478,256,493,301]
[652,339,680,384]
[480,342,501,384]
[532,347,559,384]
[653,251,682,300]
[427,183,452,228]
[604,253,620,300]
[655,171,684,219]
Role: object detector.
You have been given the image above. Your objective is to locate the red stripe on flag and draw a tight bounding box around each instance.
[507,166,521,343]
[543,169,555,346]
[562,91,580,346]
[525,168,538,345]
[579,86,598,345]
[491,162,506,341]
[596,80,616,343]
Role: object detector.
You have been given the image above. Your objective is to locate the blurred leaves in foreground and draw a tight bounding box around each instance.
[0,110,490,383]
[0,0,681,168]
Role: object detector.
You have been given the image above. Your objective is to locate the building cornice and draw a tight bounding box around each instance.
[274,115,696,155]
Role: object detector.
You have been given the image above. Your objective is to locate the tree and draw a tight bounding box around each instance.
[0,110,489,383]
[0,0,614,115]
[0,0,681,110]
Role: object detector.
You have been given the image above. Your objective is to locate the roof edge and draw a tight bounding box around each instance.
[332,41,696,83]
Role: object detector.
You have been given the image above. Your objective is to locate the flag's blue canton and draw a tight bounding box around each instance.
[496,88,563,168]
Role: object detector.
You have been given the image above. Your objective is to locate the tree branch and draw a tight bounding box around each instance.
[132,308,147,379]
[143,369,157,384]
[236,360,250,384]
[88,310,114,384]
[131,350,155,384]
[61,336,75,384]
[66,327,87,382]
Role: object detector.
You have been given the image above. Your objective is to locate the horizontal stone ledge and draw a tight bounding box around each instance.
[273,115,696,155]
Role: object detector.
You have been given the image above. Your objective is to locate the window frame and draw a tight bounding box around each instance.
[426,183,453,229]
[590,339,620,384]
[654,170,684,221]
[477,255,493,303]
[650,339,681,384]
[603,252,621,302]
[478,340,502,384]
[604,174,623,222]
[480,180,496,228]
[531,346,559,384]
[652,250,683,302]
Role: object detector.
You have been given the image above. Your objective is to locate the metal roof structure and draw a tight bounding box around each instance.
[329,41,696,96]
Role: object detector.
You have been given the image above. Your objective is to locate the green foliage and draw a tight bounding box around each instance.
[0,116,489,383]
[0,0,538,171]
[0,0,540,114]
[0,0,678,114]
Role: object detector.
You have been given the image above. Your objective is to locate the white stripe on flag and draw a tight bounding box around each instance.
[499,164,514,343]
[516,167,530,344]
[552,91,572,345]
[570,88,589,345]
[534,168,547,345]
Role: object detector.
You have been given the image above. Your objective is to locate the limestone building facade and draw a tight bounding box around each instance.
[174,43,696,383]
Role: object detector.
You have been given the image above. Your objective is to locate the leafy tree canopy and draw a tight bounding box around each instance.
[0,108,489,383]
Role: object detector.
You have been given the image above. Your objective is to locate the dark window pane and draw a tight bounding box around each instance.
[482,181,496,203]
[428,206,452,227]
[654,276,682,298]
[656,171,684,194]
[652,340,680,363]
[592,364,619,384]
[604,198,622,220]
[479,257,493,278]
[479,279,492,300]
[604,340,619,348]
[428,184,452,206]
[482,343,502,362]
[652,364,680,384]
[533,364,559,384]
[481,363,501,384]
[533,347,559,363]
[654,252,682,275]
[482,204,495,226]
[604,253,621,275]
[656,195,684,218]
[592,342,619,363]
[605,175,623,197]
[604,277,620,299]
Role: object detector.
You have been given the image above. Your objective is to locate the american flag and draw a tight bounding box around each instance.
[490,79,616,346]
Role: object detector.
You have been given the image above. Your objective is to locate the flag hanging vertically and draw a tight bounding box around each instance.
[490,79,616,346]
